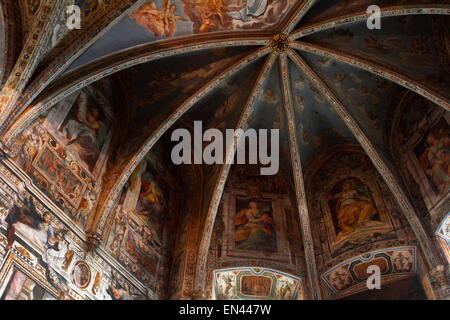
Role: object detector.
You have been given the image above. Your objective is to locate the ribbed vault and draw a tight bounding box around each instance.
[0,0,449,300]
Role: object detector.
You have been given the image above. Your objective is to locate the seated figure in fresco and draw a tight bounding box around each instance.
[63,92,107,170]
[330,180,378,241]
[234,200,276,252]
[419,128,450,193]
[136,171,164,218]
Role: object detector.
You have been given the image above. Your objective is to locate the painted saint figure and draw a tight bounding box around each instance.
[234,200,276,252]
[136,171,165,218]
[418,127,450,193]
[62,91,108,171]
[330,180,378,240]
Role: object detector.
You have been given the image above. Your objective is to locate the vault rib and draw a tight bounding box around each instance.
[288,49,442,269]
[91,47,272,239]
[290,4,450,39]
[291,41,450,111]
[0,0,66,129]
[279,53,322,300]
[0,0,20,89]
[0,0,146,136]
[2,37,269,144]
[193,53,277,294]
[282,0,318,35]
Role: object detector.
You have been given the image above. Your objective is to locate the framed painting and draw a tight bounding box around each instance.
[322,174,393,252]
[222,190,290,262]
[213,267,302,300]
[405,111,450,211]
[43,84,115,178]
[0,252,60,300]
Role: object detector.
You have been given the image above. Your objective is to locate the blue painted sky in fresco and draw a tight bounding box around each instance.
[299,49,405,155]
[303,15,450,99]
[68,1,194,71]
[287,57,355,168]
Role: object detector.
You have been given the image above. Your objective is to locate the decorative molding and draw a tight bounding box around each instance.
[193,53,277,293]
[282,0,317,35]
[93,47,272,238]
[0,0,146,135]
[270,34,290,54]
[290,5,450,39]
[2,36,269,144]
[278,53,321,300]
[288,49,442,269]
[0,0,62,125]
[291,41,450,111]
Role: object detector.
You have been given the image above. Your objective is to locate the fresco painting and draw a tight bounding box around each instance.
[107,147,177,288]
[1,0,449,302]
[131,0,293,36]
[288,59,356,167]
[308,151,395,255]
[394,94,450,212]
[0,193,145,300]
[1,269,56,300]
[57,90,112,172]
[67,0,294,70]
[322,247,416,296]
[413,117,450,195]
[213,268,301,300]
[329,178,382,242]
[234,198,276,252]
[300,50,401,152]
[9,79,115,228]
[34,147,86,208]
[304,15,450,98]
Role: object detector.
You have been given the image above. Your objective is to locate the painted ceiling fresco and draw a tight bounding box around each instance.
[0,0,449,302]
[287,58,356,167]
[113,46,257,161]
[303,15,450,100]
[300,0,450,25]
[298,50,402,154]
[68,0,296,70]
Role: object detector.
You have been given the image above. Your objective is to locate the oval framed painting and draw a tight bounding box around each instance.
[71,261,91,289]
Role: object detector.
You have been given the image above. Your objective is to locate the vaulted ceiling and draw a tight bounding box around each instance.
[0,0,449,299]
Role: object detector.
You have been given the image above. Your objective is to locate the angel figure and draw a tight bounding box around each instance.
[131,0,185,37]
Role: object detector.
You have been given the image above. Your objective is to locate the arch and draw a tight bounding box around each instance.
[2,34,270,143]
